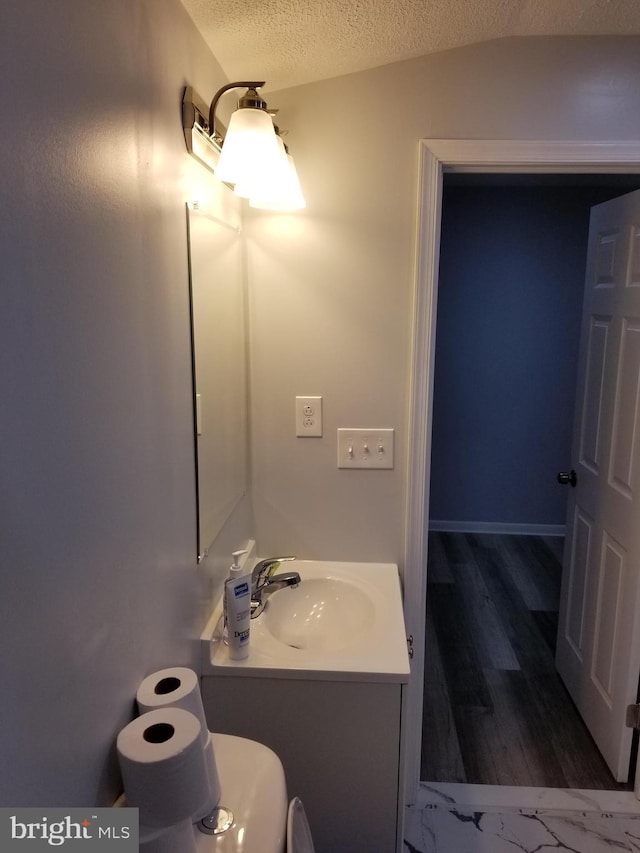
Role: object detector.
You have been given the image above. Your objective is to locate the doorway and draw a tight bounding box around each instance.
[402,140,640,804]
[422,175,640,789]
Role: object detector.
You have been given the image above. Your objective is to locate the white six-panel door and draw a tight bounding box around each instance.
[556,189,640,782]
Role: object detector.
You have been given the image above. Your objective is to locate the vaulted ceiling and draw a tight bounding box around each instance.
[180,0,640,91]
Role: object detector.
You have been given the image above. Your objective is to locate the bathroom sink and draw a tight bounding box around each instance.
[203,560,410,683]
[261,577,376,651]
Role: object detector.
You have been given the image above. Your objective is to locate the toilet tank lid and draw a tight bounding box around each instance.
[287,797,315,853]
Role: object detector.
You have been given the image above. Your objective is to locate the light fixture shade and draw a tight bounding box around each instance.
[234,135,288,199]
[249,142,306,211]
[214,107,280,186]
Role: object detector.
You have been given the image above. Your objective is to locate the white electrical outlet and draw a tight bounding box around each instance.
[337,428,394,468]
[296,396,323,437]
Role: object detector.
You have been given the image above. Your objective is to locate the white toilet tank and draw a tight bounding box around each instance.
[194,733,314,853]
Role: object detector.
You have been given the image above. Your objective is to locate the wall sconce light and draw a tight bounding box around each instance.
[248,128,306,211]
[182,83,305,212]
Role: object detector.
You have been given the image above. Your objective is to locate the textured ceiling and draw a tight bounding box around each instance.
[180,0,640,92]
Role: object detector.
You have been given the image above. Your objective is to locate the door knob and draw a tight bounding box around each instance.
[557,470,577,487]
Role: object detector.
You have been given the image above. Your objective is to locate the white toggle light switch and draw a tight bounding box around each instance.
[337,429,394,468]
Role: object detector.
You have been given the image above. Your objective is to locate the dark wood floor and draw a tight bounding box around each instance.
[421,531,631,790]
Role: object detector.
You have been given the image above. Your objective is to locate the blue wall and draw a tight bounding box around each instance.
[429,183,635,529]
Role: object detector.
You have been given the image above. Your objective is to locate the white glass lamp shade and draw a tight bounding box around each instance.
[234,134,288,200]
[214,107,280,187]
[249,143,306,211]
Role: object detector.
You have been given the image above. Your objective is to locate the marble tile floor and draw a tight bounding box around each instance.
[405,783,640,853]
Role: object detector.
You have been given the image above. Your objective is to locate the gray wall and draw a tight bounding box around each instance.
[248,37,640,564]
[0,0,253,807]
[3,5,640,812]
[429,183,639,528]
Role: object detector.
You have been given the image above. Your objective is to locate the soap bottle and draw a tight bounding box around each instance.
[223,549,249,649]
[224,549,252,660]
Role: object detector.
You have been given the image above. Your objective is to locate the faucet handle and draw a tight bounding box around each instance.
[252,556,296,587]
[269,556,295,569]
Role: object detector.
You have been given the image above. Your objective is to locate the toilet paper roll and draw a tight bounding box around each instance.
[136,668,208,748]
[117,708,210,828]
[136,667,221,810]
[204,733,222,807]
[191,762,216,824]
[140,820,196,853]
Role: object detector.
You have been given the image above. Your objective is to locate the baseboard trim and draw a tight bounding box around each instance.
[428,520,566,537]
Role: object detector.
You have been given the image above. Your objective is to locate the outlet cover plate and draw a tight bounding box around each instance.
[296,396,323,437]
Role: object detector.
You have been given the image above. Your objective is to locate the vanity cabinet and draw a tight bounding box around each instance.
[202,675,405,853]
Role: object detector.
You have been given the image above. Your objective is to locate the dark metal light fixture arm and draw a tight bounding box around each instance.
[208,81,266,141]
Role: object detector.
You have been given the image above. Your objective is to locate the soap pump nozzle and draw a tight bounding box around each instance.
[229,548,249,577]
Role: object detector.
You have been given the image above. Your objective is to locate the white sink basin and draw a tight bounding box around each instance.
[202,560,410,683]
[262,577,377,652]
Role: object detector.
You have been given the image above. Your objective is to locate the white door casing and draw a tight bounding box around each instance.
[404,140,640,805]
[555,189,640,782]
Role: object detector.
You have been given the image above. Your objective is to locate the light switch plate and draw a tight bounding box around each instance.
[337,428,394,468]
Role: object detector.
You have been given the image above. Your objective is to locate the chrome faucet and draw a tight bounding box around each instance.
[250,556,300,618]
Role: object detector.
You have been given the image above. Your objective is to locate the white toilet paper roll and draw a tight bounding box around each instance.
[136,668,208,748]
[140,820,196,853]
[204,733,222,806]
[136,667,222,810]
[117,708,210,828]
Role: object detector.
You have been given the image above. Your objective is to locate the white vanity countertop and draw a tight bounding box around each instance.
[201,560,411,684]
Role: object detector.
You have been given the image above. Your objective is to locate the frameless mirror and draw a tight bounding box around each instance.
[186,202,247,560]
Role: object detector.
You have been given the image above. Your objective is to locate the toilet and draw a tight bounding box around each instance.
[194,732,315,853]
